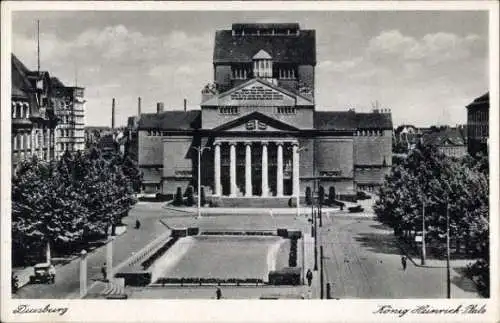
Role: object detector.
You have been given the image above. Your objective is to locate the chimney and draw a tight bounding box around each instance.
[138,97,142,116]
[184,98,187,112]
[157,102,164,114]
[111,98,115,129]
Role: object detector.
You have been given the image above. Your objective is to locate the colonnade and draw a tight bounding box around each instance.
[213,139,300,197]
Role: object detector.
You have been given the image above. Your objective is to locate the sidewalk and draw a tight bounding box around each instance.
[12,226,128,290]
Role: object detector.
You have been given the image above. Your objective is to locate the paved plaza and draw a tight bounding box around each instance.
[13,201,481,299]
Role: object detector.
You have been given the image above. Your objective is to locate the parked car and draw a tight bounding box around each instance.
[356,191,371,200]
[29,263,56,284]
[348,205,364,213]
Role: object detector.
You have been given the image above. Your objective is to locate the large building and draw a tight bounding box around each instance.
[11,54,58,168]
[11,54,86,168]
[466,92,489,156]
[51,78,86,158]
[136,23,392,200]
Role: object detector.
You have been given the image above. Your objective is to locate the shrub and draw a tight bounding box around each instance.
[277,228,288,238]
[328,186,336,204]
[185,186,194,206]
[305,187,312,205]
[200,186,206,206]
[318,186,325,205]
[288,238,298,267]
[268,267,301,285]
[187,227,199,236]
[173,187,183,206]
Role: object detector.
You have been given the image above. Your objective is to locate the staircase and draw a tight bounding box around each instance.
[214,197,304,208]
[101,278,127,299]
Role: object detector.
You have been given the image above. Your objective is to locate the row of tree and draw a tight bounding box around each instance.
[12,148,141,266]
[373,145,489,295]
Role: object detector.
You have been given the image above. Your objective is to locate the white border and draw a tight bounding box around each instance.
[1,2,499,323]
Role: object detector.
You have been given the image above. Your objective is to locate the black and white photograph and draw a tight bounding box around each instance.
[1,1,498,323]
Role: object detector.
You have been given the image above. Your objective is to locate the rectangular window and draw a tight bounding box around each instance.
[276,106,296,115]
[219,106,239,115]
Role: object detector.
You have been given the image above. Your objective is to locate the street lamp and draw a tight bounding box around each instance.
[293,145,308,219]
[194,146,210,219]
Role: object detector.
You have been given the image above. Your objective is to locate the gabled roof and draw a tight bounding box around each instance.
[253,49,272,60]
[50,77,65,88]
[314,111,393,130]
[138,111,201,130]
[211,111,299,132]
[11,54,33,100]
[422,127,467,147]
[202,78,314,106]
[213,29,316,65]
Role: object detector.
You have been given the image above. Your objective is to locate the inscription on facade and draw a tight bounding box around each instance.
[231,86,284,101]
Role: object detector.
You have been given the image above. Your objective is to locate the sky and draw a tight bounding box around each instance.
[11,10,489,127]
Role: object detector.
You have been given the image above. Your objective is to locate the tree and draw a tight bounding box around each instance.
[318,186,325,205]
[305,187,312,205]
[12,148,138,265]
[200,186,206,206]
[328,186,336,205]
[173,187,183,206]
[185,186,195,206]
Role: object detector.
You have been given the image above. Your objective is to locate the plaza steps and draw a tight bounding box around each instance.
[101,279,127,299]
[213,197,305,208]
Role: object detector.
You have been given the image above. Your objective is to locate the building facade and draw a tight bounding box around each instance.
[11,54,86,168]
[466,92,489,156]
[136,23,393,199]
[11,54,58,168]
[51,78,86,158]
[422,126,467,158]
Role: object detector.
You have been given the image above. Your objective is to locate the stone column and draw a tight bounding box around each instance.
[276,141,284,197]
[292,143,300,197]
[214,142,221,196]
[245,142,252,197]
[261,141,268,197]
[229,142,237,197]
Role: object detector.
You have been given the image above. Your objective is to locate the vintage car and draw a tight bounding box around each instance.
[29,263,56,284]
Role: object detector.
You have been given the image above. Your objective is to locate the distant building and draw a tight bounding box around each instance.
[11,54,58,168]
[133,23,393,199]
[51,77,86,158]
[466,92,489,156]
[421,126,467,158]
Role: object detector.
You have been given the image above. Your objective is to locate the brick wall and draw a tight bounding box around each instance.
[354,129,392,166]
[202,106,314,129]
[138,131,164,166]
[314,137,354,178]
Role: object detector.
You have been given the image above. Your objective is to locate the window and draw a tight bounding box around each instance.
[279,68,296,79]
[232,67,248,79]
[276,106,296,115]
[219,106,239,115]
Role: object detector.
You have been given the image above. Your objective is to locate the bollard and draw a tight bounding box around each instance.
[326,283,332,299]
[80,250,87,298]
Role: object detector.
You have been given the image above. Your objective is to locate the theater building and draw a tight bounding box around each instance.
[137,23,392,201]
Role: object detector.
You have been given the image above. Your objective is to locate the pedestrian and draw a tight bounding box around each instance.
[135,219,141,229]
[216,287,222,300]
[306,269,313,287]
[401,256,407,271]
[101,263,107,281]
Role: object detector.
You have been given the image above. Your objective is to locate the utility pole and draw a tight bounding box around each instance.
[194,146,210,219]
[421,201,426,265]
[37,20,40,74]
[446,201,451,298]
[320,245,324,299]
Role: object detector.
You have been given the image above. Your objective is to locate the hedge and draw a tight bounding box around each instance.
[141,237,179,269]
[288,238,298,267]
[268,267,301,285]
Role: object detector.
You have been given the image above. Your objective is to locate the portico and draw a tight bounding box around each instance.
[213,139,300,198]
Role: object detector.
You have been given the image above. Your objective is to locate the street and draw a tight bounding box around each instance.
[14,202,170,299]
[319,213,480,298]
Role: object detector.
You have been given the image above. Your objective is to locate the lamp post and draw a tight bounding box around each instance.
[295,146,307,219]
[194,146,211,219]
[421,201,426,266]
[446,201,451,298]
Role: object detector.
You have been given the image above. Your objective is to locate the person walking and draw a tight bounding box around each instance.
[135,219,141,229]
[306,269,313,287]
[215,287,222,300]
[401,256,407,271]
[101,263,107,281]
